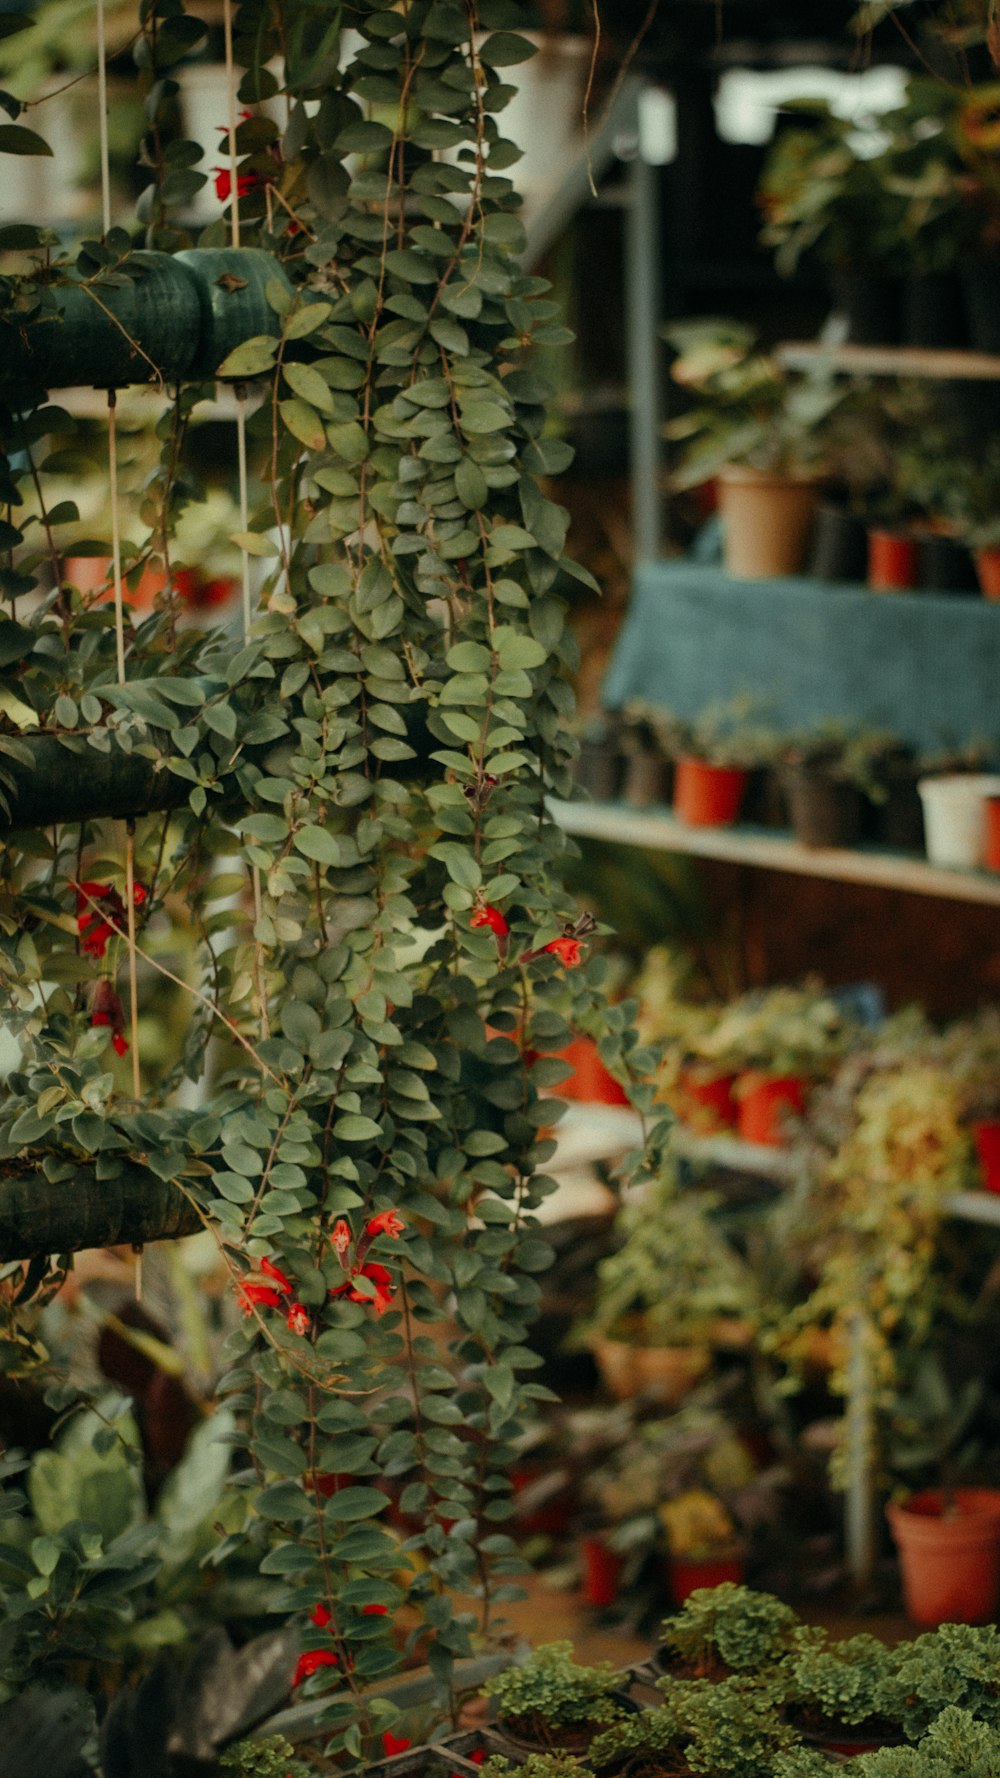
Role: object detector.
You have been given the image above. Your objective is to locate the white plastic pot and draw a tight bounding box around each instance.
[917,773,1000,868]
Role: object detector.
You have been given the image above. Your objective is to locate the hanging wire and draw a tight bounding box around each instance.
[223,0,241,251]
[105,394,127,685]
[95,0,113,237]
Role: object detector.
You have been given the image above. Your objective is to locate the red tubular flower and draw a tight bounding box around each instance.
[212,167,262,201]
[471,904,509,938]
[286,1301,310,1336]
[91,978,128,1054]
[382,1734,411,1757]
[363,1603,388,1616]
[330,1262,394,1316]
[291,1647,340,1687]
[259,1255,292,1294]
[311,1601,332,1629]
[112,1033,129,1058]
[543,935,583,967]
[75,880,146,957]
[236,1281,284,1316]
[365,1209,404,1241]
[330,1219,352,1256]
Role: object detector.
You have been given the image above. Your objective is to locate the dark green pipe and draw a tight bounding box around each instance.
[0,735,187,829]
[0,1162,201,1259]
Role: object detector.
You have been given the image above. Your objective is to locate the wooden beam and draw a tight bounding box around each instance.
[0,1162,201,1259]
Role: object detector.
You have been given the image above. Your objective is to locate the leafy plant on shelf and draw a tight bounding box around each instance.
[0,0,651,1755]
[663,319,846,488]
[776,722,900,802]
[482,1641,628,1744]
[888,1622,1000,1739]
[848,1706,1000,1778]
[481,1755,591,1778]
[695,982,853,1081]
[756,99,906,278]
[655,1582,800,1681]
[590,1677,795,1778]
[781,1626,906,1740]
[573,1153,761,1352]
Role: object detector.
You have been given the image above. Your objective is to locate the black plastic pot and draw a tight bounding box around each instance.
[901,270,967,349]
[780,763,865,848]
[829,268,901,346]
[575,721,624,801]
[0,252,203,387]
[621,747,671,809]
[174,246,293,378]
[805,503,868,583]
[917,532,981,596]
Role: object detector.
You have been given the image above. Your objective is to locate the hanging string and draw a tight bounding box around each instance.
[106,402,127,684]
[223,0,270,1043]
[95,0,113,238]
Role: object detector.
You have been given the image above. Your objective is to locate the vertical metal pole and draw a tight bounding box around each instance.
[845,1308,877,1592]
[624,105,663,564]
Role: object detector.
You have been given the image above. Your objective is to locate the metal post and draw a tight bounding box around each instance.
[624,111,663,563]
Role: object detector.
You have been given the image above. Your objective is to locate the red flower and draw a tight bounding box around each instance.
[286,1301,310,1336]
[236,1281,284,1316]
[75,880,146,958]
[91,978,128,1054]
[543,935,583,967]
[291,1646,340,1687]
[260,1255,292,1294]
[311,1601,332,1629]
[365,1209,404,1241]
[212,167,263,201]
[112,1033,129,1057]
[471,904,509,937]
[383,1734,411,1757]
[330,1219,352,1256]
[330,1261,394,1316]
[363,1603,388,1616]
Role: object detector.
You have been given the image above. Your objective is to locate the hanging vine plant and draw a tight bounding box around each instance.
[0,0,666,1754]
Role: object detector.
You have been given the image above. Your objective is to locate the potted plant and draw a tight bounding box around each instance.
[658,1491,747,1604]
[671,698,778,829]
[591,1677,795,1778]
[663,319,845,578]
[851,1706,1000,1776]
[781,1627,908,1757]
[481,1643,630,1753]
[696,983,853,1145]
[886,1487,1000,1627]
[573,1158,760,1402]
[653,1582,800,1682]
[757,99,906,343]
[635,948,741,1135]
[888,1623,1000,1737]
[775,722,897,849]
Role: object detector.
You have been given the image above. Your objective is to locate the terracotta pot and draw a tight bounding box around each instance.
[62,555,169,610]
[670,1063,740,1134]
[973,1119,1000,1193]
[580,1535,624,1608]
[668,1549,746,1605]
[736,1071,808,1146]
[673,756,747,828]
[588,1335,711,1403]
[974,546,1000,599]
[867,528,919,592]
[716,465,819,579]
[555,1035,629,1106]
[886,1487,1000,1626]
[985,798,1000,872]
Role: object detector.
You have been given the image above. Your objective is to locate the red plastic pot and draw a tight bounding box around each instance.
[581,1536,624,1608]
[975,546,1000,599]
[736,1072,808,1146]
[673,756,748,827]
[556,1036,629,1106]
[672,1065,740,1133]
[668,1550,746,1605]
[985,797,1000,871]
[867,528,919,592]
[974,1120,1000,1193]
[886,1488,1000,1626]
[511,1464,575,1537]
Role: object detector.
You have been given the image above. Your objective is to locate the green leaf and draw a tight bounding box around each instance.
[215,335,278,379]
[280,397,327,451]
[454,459,489,510]
[324,1486,390,1522]
[284,361,337,414]
[494,628,547,669]
[293,825,344,866]
[459,400,509,435]
[479,31,538,65]
[0,124,52,156]
[333,1114,383,1142]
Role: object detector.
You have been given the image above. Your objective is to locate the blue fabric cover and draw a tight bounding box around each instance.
[602,561,1000,755]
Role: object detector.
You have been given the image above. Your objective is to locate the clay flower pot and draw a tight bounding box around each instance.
[974,546,1000,599]
[588,1335,711,1404]
[580,1535,625,1608]
[673,756,748,827]
[667,1548,746,1606]
[736,1071,808,1146]
[886,1487,1000,1626]
[867,527,919,592]
[716,464,819,579]
[669,1063,740,1134]
[973,1119,1000,1193]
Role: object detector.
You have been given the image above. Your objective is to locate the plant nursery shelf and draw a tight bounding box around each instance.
[549,799,1000,906]
[775,341,1000,380]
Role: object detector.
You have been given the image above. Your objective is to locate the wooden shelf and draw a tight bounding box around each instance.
[549,798,1000,907]
[675,1131,796,1178]
[776,341,1000,381]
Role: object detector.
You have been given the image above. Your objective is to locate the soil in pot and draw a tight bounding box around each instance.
[886,1487,1000,1626]
[673,757,747,827]
[780,763,865,849]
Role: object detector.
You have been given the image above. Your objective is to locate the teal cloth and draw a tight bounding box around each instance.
[602,562,1000,755]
